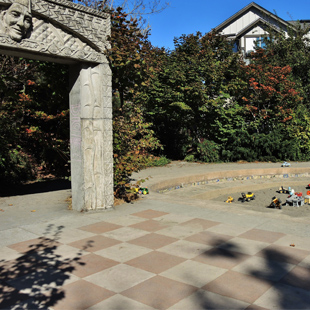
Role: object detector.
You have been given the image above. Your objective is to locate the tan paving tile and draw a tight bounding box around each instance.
[202,270,272,304]
[238,229,285,243]
[68,235,121,252]
[102,215,147,226]
[52,279,115,310]
[8,237,61,253]
[218,237,270,255]
[56,228,96,244]
[84,264,155,293]
[94,242,152,263]
[131,209,169,219]
[168,289,250,310]
[255,244,310,265]
[86,294,156,310]
[0,247,22,261]
[160,260,227,288]
[207,223,252,237]
[232,255,294,281]
[102,226,149,241]
[154,213,195,224]
[181,218,220,231]
[298,254,310,269]
[156,224,202,239]
[254,283,310,309]
[281,265,310,291]
[185,231,233,247]
[129,219,170,232]
[126,251,185,274]
[157,239,212,259]
[128,233,178,250]
[78,221,122,234]
[193,247,251,269]
[121,275,197,309]
[274,234,310,251]
[70,253,118,278]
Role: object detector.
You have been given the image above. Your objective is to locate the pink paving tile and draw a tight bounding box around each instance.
[185,231,233,246]
[238,229,285,243]
[129,219,169,232]
[70,253,119,278]
[68,235,121,252]
[126,251,185,274]
[78,221,122,234]
[202,270,271,304]
[52,279,115,310]
[281,265,310,291]
[193,247,251,269]
[121,275,197,309]
[245,305,269,310]
[181,218,220,230]
[8,237,61,253]
[131,209,169,219]
[255,244,310,265]
[128,233,178,250]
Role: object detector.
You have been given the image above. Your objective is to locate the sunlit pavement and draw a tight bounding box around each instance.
[1,161,310,309]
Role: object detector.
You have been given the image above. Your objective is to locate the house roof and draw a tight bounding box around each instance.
[213,2,291,34]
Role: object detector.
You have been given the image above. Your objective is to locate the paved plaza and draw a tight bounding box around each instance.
[1,162,310,309]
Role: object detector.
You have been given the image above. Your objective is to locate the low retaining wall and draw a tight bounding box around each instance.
[153,167,310,193]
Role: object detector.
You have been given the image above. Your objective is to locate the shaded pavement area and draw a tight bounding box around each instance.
[1,161,310,309]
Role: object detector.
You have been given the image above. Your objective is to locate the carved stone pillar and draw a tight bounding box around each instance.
[70,63,113,211]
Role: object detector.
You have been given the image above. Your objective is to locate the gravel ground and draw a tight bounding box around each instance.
[214,183,310,218]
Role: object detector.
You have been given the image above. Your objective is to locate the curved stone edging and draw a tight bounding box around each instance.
[153,167,310,193]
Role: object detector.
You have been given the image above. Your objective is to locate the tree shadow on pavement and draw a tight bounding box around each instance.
[192,239,310,309]
[0,224,89,309]
[0,179,71,197]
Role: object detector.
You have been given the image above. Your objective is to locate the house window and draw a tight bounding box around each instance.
[232,40,239,52]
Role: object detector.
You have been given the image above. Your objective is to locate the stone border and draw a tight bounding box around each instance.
[154,168,310,193]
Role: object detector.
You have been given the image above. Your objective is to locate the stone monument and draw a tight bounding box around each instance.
[0,0,113,211]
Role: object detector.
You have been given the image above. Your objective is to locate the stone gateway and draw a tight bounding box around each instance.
[0,0,113,211]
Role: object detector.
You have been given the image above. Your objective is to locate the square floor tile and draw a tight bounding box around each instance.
[160,260,227,288]
[95,243,152,263]
[158,239,212,259]
[207,223,251,237]
[157,225,203,239]
[56,229,96,244]
[193,247,250,269]
[169,289,250,310]
[185,231,233,247]
[126,251,185,274]
[298,254,310,269]
[154,213,195,224]
[0,247,22,261]
[102,215,147,226]
[128,233,178,250]
[232,255,294,281]
[181,218,220,231]
[8,237,61,253]
[129,219,170,232]
[281,265,310,291]
[84,264,155,293]
[86,294,156,310]
[102,227,149,242]
[70,253,119,278]
[52,279,115,310]
[68,235,121,252]
[131,209,169,219]
[219,237,270,256]
[274,234,310,251]
[254,283,310,309]
[121,275,197,309]
[238,229,285,244]
[78,221,122,234]
[255,244,310,265]
[202,270,272,304]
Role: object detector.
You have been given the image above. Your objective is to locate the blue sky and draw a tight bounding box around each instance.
[146,0,310,50]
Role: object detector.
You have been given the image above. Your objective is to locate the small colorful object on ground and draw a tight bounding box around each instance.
[238,192,255,203]
[278,186,291,194]
[295,192,303,197]
[281,161,291,167]
[285,194,304,207]
[135,187,149,195]
[225,196,234,203]
[269,196,282,209]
